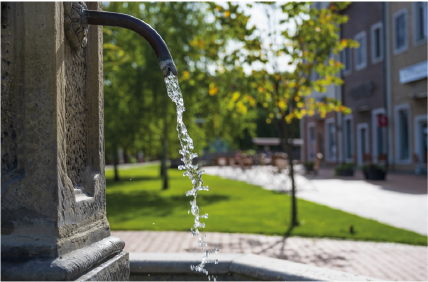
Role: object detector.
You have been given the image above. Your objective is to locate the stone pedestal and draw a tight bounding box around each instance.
[1,2,129,280]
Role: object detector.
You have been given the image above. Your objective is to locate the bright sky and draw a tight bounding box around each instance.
[224,2,296,74]
[102,1,298,74]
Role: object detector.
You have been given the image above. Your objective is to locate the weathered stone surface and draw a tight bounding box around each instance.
[2,236,126,281]
[1,2,129,280]
[76,251,130,281]
[0,1,111,261]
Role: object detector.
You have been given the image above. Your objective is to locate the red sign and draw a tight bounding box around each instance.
[377,115,388,127]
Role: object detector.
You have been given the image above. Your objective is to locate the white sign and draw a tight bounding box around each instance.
[399,60,428,84]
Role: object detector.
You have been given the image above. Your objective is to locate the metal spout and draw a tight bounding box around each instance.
[64,2,177,77]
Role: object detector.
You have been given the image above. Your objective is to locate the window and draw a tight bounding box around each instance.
[414,2,427,45]
[393,9,408,54]
[341,47,352,75]
[325,118,336,161]
[344,115,353,161]
[354,31,367,71]
[399,110,410,160]
[309,126,316,160]
[414,115,428,165]
[394,104,411,164]
[371,22,383,64]
[372,108,387,163]
[357,123,369,165]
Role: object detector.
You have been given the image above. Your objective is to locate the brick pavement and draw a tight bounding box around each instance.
[112,231,427,281]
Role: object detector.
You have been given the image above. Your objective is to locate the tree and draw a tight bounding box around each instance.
[217,2,357,227]
[103,2,259,186]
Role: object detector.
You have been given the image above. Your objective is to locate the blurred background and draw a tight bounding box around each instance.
[102,2,427,280]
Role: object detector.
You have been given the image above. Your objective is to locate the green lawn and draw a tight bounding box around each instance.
[106,164,427,246]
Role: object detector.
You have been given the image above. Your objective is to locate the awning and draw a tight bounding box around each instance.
[252,137,303,146]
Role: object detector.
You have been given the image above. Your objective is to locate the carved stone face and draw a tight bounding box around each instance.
[64,2,89,50]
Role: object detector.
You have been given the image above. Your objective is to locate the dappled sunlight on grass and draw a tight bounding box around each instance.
[106,164,427,245]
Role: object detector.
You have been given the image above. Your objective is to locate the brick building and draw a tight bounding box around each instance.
[340,2,387,166]
[386,2,427,173]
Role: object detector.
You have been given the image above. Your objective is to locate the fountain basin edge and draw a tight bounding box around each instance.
[130,252,378,281]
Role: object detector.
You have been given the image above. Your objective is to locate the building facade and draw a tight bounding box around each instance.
[340,2,387,166]
[302,2,427,174]
[387,2,427,173]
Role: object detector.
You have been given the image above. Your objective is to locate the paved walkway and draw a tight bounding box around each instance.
[203,166,428,235]
[112,231,427,281]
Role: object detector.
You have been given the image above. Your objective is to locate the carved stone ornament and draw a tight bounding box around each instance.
[64,2,89,50]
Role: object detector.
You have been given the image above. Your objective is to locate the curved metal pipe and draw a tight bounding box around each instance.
[83,10,177,77]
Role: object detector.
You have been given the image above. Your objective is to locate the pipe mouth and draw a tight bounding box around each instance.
[159,59,178,77]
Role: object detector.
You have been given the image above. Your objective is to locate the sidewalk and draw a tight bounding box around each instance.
[112,230,428,281]
[203,165,427,235]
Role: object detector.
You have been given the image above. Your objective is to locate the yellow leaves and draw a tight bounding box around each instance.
[263,102,269,108]
[224,10,230,18]
[269,113,274,119]
[297,102,304,108]
[244,95,257,107]
[309,20,314,26]
[183,70,190,80]
[308,110,315,116]
[266,118,272,124]
[216,5,221,11]
[335,106,340,112]
[208,83,218,96]
[189,38,205,48]
[329,58,335,66]
[301,109,307,115]
[315,26,320,32]
[278,100,286,110]
[257,86,264,93]
[341,39,348,48]
[336,61,342,67]
[285,113,294,124]
[294,96,300,102]
[209,87,218,96]
[231,91,240,102]
[237,102,247,114]
[275,74,281,81]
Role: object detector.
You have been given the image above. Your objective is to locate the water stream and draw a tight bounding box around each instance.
[164,73,219,281]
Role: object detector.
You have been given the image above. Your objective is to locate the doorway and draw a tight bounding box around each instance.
[357,123,369,165]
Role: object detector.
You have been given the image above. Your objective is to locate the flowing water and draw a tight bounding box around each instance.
[164,73,219,281]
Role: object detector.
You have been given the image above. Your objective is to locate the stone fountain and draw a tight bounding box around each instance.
[1,2,128,280]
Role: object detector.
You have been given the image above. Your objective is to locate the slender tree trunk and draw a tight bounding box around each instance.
[277,117,298,228]
[113,147,120,181]
[161,97,168,190]
[288,118,298,227]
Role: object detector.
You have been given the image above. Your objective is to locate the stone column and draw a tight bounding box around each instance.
[1,2,129,280]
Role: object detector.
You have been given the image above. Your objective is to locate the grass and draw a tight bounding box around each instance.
[106,164,427,246]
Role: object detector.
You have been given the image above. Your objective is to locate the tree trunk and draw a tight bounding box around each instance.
[113,147,120,181]
[276,117,298,228]
[161,98,168,190]
[288,118,298,227]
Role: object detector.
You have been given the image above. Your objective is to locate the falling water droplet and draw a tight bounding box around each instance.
[164,73,220,278]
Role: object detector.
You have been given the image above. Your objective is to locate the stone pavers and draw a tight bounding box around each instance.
[112,231,428,281]
[203,166,428,235]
